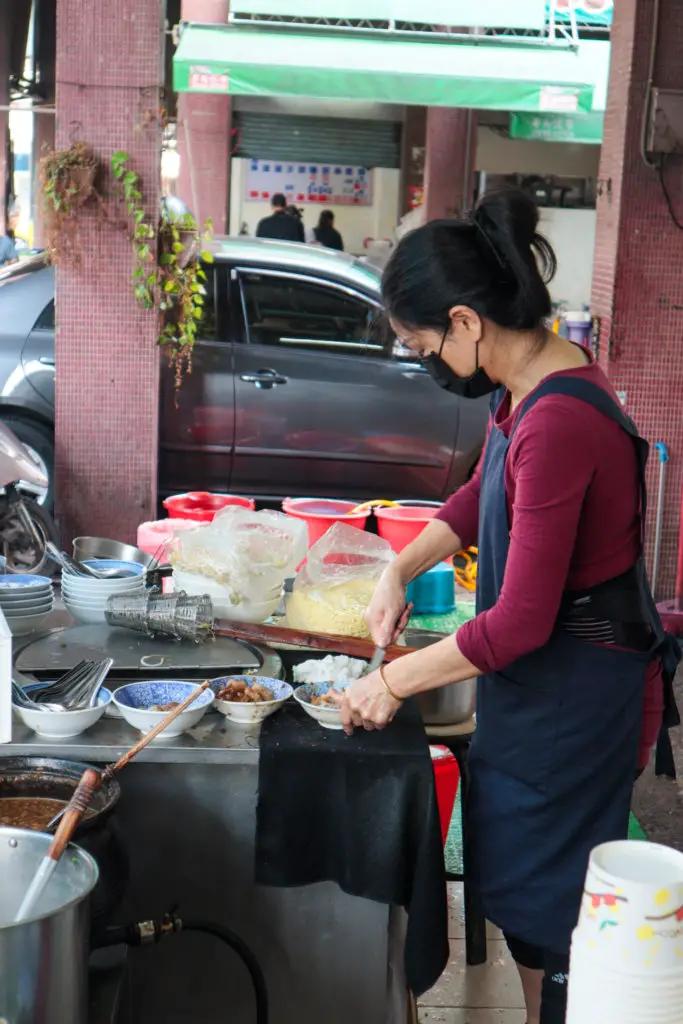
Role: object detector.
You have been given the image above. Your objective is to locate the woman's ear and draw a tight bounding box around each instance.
[447,305,483,343]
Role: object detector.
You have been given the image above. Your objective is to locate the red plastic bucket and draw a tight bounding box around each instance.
[430,745,460,846]
[375,505,443,553]
[282,498,369,548]
[163,492,256,523]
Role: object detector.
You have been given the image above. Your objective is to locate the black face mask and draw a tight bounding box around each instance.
[422,330,498,400]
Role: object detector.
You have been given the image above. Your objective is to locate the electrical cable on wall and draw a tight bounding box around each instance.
[657,155,683,232]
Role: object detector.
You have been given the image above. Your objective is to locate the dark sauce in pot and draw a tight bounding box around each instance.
[0,797,95,831]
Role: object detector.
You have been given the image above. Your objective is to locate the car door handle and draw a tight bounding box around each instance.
[39,357,56,366]
[240,369,288,389]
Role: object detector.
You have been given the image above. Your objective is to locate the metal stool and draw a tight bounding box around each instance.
[426,717,487,966]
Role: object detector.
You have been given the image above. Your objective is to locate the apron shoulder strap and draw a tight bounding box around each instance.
[509,375,650,532]
[509,376,640,440]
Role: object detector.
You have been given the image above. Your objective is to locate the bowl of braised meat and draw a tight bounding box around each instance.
[212,676,292,725]
[111,680,213,739]
[293,682,349,730]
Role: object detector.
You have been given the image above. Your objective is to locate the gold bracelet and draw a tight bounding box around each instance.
[379,666,404,703]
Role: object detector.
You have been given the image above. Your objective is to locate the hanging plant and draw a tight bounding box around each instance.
[112,152,213,389]
[38,142,99,263]
[157,209,214,389]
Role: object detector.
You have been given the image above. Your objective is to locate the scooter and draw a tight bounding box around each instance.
[0,421,59,574]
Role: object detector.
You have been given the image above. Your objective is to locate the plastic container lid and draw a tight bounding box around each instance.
[406,562,455,615]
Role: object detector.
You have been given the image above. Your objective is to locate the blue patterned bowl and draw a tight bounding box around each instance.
[212,675,292,726]
[112,680,213,740]
[293,682,349,730]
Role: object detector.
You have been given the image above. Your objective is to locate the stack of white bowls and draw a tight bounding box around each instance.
[567,839,683,1023]
[172,567,281,622]
[0,574,54,635]
[63,559,146,625]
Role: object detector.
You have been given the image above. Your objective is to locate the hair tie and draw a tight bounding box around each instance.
[469,211,507,270]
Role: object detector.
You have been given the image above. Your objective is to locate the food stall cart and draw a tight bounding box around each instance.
[4,615,448,1024]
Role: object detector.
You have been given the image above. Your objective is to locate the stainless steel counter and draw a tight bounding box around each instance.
[8,709,263,764]
[3,615,409,1024]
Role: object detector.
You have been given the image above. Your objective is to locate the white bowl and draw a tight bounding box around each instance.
[62,577,145,596]
[2,598,54,616]
[293,683,347,730]
[212,676,292,725]
[6,609,53,636]
[16,686,113,739]
[63,600,107,626]
[0,586,53,605]
[112,680,214,740]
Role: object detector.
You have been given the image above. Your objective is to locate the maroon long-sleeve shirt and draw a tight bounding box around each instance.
[438,362,662,769]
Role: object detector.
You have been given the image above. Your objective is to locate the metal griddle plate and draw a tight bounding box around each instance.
[15,625,283,680]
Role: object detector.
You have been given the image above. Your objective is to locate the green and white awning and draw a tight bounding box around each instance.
[174,24,604,113]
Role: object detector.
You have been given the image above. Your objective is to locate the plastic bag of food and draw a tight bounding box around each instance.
[168,507,308,604]
[286,522,394,638]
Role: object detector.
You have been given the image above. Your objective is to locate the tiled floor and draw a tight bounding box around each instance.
[417,883,526,1024]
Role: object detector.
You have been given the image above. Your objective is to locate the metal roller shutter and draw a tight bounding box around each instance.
[234,112,401,168]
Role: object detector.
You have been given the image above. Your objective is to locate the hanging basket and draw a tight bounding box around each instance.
[158,226,198,269]
[67,163,98,206]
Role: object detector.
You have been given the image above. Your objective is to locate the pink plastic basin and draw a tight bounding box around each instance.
[375,504,443,553]
[281,498,369,548]
[163,492,256,522]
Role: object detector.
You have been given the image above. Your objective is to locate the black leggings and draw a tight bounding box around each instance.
[504,933,569,1024]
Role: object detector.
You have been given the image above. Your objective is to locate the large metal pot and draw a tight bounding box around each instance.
[0,757,129,933]
[406,629,477,725]
[0,827,98,1024]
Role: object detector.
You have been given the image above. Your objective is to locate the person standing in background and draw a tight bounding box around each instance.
[310,209,344,251]
[0,201,20,266]
[256,194,305,243]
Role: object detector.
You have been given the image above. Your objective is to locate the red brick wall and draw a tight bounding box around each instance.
[54,0,164,544]
[592,0,683,598]
[424,108,478,222]
[176,0,231,233]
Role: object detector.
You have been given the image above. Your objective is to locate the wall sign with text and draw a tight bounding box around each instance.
[245,160,373,206]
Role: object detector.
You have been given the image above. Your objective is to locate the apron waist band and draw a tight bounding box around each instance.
[558,565,653,652]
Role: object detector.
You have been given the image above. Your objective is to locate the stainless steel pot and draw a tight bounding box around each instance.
[405,629,476,726]
[0,827,98,1024]
[72,536,155,568]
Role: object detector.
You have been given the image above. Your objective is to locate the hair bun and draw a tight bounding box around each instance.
[474,187,556,285]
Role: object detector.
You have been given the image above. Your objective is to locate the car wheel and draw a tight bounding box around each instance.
[0,417,54,511]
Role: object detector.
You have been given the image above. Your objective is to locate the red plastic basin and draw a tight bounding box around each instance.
[163,492,256,523]
[375,505,443,553]
[281,498,369,548]
[430,746,461,847]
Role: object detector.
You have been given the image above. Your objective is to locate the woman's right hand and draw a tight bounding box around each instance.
[366,566,411,648]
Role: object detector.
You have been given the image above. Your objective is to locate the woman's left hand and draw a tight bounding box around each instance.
[334,671,403,735]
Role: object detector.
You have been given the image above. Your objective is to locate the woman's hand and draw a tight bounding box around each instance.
[366,566,411,648]
[334,670,403,735]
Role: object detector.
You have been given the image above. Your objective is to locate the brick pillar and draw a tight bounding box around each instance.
[591,0,683,597]
[54,0,164,543]
[423,108,477,222]
[176,0,231,233]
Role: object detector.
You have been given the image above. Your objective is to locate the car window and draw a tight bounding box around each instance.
[34,300,54,330]
[239,273,390,355]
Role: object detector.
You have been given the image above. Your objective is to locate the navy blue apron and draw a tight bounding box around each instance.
[468,375,680,954]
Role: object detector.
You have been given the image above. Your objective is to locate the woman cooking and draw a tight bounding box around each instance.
[338,187,679,1024]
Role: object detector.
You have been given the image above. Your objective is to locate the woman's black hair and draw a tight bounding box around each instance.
[318,209,334,229]
[382,187,556,334]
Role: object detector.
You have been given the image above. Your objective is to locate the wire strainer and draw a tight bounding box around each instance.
[105,591,214,642]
